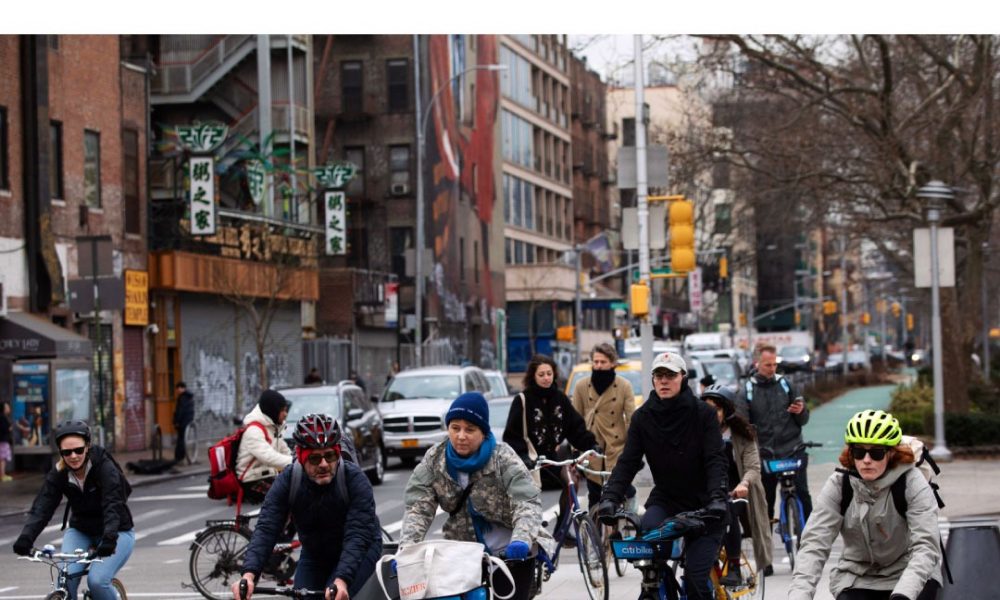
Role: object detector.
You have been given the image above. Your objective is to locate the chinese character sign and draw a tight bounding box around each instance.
[246,159,267,206]
[176,123,229,153]
[325,191,347,255]
[190,157,216,235]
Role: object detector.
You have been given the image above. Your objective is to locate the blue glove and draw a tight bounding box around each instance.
[389,559,397,574]
[505,540,530,560]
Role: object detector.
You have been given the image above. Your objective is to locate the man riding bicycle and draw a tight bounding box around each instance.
[235,414,381,600]
[12,420,135,600]
[597,352,729,600]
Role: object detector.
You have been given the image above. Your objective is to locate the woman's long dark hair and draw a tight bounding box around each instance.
[704,393,756,441]
[523,354,559,391]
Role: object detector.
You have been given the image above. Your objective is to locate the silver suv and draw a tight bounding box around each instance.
[379,365,493,466]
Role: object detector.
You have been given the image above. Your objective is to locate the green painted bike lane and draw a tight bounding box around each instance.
[802,384,897,466]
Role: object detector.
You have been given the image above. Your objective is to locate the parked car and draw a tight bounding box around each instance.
[488,396,515,441]
[699,357,742,388]
[482,369,513,399]
[825,350,869,372]
[378,365,493,466]
[565,359,646,407]
[776,345,812,373]
[278,381,386,485]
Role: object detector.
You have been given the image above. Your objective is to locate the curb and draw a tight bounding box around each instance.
[0,467,211,520]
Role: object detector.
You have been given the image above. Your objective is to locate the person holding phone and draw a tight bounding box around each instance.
[737,343,812,525]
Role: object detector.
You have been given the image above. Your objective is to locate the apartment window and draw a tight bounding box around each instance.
[622,118,635,147]
[344,146,365,197]
[715,203,732,235]
[0,107,8,190]
[505,238,512,264]
[390,227,412,279]
[49,121,64,199]
[83,130,101,208]
[342,61,363,113]
[123,128,140,234]
[387,59,409,112]
[389,145,411,189]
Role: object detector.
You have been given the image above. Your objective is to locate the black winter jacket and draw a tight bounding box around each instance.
[503,385,597,463]
[173,390,195,428]
[20,446,134,544]
[242,459,382,594]
[737,373,809,458]
[602,385,728,516]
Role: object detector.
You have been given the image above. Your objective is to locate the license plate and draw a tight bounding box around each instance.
[401,439,420,448]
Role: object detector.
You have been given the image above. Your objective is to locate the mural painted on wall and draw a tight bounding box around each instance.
[425,34,503,366]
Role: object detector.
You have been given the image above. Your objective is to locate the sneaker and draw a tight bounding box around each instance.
[763,565,774,577]
[719,568,742,587]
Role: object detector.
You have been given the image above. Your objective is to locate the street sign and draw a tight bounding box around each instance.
[913,228,955,287]
[622,204,666,250]
[689,267,703,312]
[189,157,216,235]
[324,191,347,255]
[617,145,670,188]
[610,301,629,311]
[632,267,671,281]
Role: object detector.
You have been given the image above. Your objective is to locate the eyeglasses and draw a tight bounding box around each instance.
[305,450,338,466]
[59,446,87,457]
[850,446,888,461]
[652,371,682,381]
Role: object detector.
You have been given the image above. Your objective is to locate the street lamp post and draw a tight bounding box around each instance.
[412,41,505,367]
[918,180,954,461]
[983,242,991,382]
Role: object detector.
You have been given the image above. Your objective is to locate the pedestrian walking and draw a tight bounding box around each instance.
[0,401,13,481]
[173,382,195,463]
[304,368,322,384]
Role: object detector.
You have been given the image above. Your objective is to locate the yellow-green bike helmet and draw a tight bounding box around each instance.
[844,409,902,446]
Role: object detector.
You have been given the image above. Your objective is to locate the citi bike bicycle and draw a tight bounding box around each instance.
[600,500,763,600]
[530,448,610,600]
[19,545,128,600]
[760,440,822,571]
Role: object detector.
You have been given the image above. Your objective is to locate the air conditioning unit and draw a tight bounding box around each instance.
[390,183,410,196]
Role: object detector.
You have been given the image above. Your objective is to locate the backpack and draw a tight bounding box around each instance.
[837,435,951,582]
[206,421,270,502]
[288,429,359,507]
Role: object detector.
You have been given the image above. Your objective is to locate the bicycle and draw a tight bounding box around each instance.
[601,505,760,600]
[19,545,128,600]
[239,578,329,599]
[189,506,396,600]
[184,422,199,465]
[760,440,822,571]
[532,448,609,600]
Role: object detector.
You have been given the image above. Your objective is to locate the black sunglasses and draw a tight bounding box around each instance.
[305,450,338,466]
[59,446,87,458]
[850,446,888,461]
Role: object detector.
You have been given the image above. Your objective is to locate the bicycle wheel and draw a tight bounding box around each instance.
[189,524,251,600]
[575,515,608,600]
[185,423,199,465]
[111,578,128,600]
[784,500,801,572]
[739,536,765,600]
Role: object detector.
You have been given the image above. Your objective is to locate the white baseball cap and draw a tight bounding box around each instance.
[651,352,687,375]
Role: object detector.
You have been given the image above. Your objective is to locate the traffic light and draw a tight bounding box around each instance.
[891,302,901,318]
[738,312,747,326]
[876,299,887,314]
[719,256,728,279]
[668,199,695,273]
[630,283,650,317]
[906,314,915,331]
[556,325,576,342]
[823,300,838,315]
[862,312,871,325]
[794,311,801,326]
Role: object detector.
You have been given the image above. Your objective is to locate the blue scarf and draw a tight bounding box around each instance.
[445,433,497,549]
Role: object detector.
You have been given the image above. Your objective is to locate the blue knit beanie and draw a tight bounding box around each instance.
[446,392,491,435]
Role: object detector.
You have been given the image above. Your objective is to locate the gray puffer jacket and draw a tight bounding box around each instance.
[789,463,942,600]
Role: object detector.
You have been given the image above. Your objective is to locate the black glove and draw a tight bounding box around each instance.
[96,537,117,557]
[705,499,728,518]
[592,444,604,455]
[596,499,618,518]
[13,536,33,556]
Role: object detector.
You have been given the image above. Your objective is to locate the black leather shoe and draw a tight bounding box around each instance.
[763,565,774,577]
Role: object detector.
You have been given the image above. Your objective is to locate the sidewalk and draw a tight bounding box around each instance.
[0,449,210,519]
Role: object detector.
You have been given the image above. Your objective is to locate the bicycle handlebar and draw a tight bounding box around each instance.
[241,578,333,599]
[533,448,605,471]
[19,548,101,564]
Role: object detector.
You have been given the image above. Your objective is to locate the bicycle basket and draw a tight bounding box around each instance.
[612,538,683,560]
[765,457,802,474]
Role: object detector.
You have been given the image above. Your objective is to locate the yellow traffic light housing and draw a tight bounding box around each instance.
[556,325,576,342]
[823,300,838,315]
[738,312,747,326]
[669,199,695,274]
[906,314,915,331]
[719,256,728,279]
[862,312,871,325]
[630,283,650,317]
[891,302,901,317]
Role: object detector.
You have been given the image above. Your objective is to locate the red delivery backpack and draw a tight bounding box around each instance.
[206,421,269,503]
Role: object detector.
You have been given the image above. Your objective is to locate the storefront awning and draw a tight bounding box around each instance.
[0,312,93,358]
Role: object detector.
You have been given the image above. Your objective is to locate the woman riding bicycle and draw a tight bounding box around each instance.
[236,389,293,504]
[701,383,773,584]
[790,410,942,600]
[401,392,555,600]
[596,352,728,600]
[12,420,135,600]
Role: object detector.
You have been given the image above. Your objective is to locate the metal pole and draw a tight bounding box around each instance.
[841,235,849,377]
[634,35,653,400]
[287,35,297,222]
[793,270,799,331]
[413,35,424,368]
[983,243,991,382]
[256,35,273,217]
[575,245,583,363]
[927,196,951,460]
[92,241,104,439]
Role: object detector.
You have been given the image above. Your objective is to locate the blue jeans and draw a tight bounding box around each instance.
[295,548,378,598]
[62,528,134,600]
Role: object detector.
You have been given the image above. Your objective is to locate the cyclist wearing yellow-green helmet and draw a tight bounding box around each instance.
[789,410,942,600]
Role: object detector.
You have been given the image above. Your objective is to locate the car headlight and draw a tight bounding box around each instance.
[804,356,810,362]
[776,357,783,363]
[912,353,920,361]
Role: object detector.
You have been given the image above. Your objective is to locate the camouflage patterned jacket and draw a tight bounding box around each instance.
[400,440,556,555]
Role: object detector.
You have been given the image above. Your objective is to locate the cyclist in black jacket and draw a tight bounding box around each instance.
[12,420,135,600]
[598,352,729,600]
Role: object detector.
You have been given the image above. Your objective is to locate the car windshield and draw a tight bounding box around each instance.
[780,346,809,357]
[703,361,738,385]
[283,392,340,426]
[485,374,507,397]
[383,375,462,401]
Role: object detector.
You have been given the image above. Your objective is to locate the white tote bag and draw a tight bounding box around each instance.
[375,539,514,600]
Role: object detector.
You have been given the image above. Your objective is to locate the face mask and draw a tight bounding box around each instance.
[591,369,616,394]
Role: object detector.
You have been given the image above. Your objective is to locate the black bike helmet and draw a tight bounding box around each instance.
[701,383,737,405]
[292,413,342,449]
[53,420,92,446]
